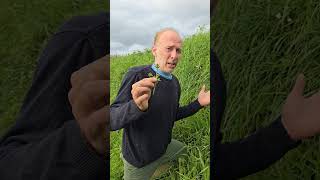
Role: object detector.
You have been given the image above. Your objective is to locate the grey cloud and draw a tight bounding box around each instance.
[111,0,209,55]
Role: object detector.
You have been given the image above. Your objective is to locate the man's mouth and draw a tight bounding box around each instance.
[167,62,177,68]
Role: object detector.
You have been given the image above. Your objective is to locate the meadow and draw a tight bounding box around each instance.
[213,0,320,179]
[110,31,210,179]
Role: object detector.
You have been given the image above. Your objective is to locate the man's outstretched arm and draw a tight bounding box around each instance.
[214,117,300,179]
[176,85,210,120]
[213,57,320,178]
[176,100,203,120]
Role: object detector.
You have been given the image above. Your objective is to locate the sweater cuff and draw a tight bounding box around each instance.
[193,99,203,110]
[130,99,149,114]
[271,117,301,149]
[65,120,108,178]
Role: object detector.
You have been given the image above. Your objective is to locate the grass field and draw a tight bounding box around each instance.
[0,1,107,136]
[110,31,210,179]
[213,0,320,179]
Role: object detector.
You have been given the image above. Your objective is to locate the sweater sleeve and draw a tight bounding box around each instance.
[176,100,203,121]
[110,70,147,131]
[174,75,203,121]
[213,117,300,179]
[0,120,107,180]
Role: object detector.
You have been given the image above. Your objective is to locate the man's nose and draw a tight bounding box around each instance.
[170,49,178,59]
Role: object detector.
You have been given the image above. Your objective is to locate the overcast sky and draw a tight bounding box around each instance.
[111,0,210,55]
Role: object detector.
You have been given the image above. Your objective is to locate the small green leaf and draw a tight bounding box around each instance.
[155,74,161,81]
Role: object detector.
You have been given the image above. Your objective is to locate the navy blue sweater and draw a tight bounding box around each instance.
[110,65,202,168]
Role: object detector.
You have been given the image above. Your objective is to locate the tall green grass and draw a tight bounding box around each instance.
[110,31,210,179]
[213,0,320,179]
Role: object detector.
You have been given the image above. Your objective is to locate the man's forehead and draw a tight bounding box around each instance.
[165,41,182,47]
[158,41,182,48]
[157,31,182,45]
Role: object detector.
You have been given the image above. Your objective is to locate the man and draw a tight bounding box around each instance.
[110,28,210,179]
[212,1,320,179]
[0,13,109,179]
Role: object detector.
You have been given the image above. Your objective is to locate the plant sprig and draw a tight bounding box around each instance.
[148,64,161,95]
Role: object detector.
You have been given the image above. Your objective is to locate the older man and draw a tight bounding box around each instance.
[110,28,210,179]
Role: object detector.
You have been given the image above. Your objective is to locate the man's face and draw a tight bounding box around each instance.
[152,31,182,73]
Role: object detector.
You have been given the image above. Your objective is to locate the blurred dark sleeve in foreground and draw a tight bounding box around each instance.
[0,13,109,180]
[211,50,300,179]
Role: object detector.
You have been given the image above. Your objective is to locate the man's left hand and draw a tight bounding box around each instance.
[198,85,210,106]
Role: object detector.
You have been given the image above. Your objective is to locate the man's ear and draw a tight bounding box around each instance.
[152,46,157,57]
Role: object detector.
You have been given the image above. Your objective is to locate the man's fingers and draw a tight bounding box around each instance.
[84,55,109,80]
[87,105,109,134]
[135,93,150,106]
[309,90,320,102]
[139,77,157,87]
[132,82,154,90]
[131,86,152,99]
[147,77,158,83]
[71,55,109,87]
[85,105,109,154]
[132,78,156,90]
[201,85,206,92]
[69,80,109,119]
[291,73,305,97]
[131,77,157,110]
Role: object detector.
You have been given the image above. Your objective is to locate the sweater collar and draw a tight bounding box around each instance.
[151,64,173,80]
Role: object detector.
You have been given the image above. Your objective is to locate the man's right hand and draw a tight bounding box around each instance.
[68,55,109,156]
[131,77,157,111]
[281,73,320,141]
